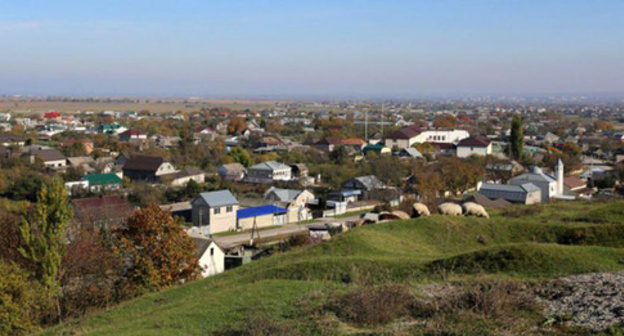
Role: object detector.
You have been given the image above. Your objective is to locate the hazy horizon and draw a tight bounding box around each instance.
[1,1,623,97]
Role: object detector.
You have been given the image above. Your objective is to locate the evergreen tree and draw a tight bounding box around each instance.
[510,114,524,160]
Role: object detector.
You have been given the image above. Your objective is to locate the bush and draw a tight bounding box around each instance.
[214,315,301,336]
[279,233,313,252]
[0,262,49,335]
[325,284,414,326]
[502,205,542,218]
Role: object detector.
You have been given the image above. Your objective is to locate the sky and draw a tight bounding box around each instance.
[0,0,623,98]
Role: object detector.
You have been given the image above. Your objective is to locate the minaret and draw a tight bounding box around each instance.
[556,158,564,195]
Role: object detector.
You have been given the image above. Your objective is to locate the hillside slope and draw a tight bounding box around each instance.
[46,201,624,335]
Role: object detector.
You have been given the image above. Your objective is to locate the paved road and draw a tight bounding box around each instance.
[213,224,309,249]
[211,214,364,249]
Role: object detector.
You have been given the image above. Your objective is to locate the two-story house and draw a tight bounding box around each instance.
[191,190,239,234]
[122,155,177,182]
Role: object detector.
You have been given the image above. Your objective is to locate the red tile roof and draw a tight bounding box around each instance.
[386,127,421,140]
[458,136,491,147]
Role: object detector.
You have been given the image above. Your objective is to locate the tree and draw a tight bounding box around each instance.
[60,225,118,319]
[227,117,247,135]
[510,114,524,160]
[433,114,457,129]
[0,262,47,335]
[329,145,350,165]
[113,205,199,296]
[18,178,72,321]
[228,146,254,167]
[594,120,614,131]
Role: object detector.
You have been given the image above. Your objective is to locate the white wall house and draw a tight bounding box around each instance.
[509,166,559,202]
[414,129,470,144]
[456,136,493,158]
[191,190,239,234]
[193,238,225,277]
[246,161,292,183]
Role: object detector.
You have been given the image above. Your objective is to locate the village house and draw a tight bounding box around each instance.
[72,195,134,229]
[263,187,315,222]
[122,155,177,182]
[289,163,309,178]
[362,143,391,155]
[340,138,368,151]
[218,163,247,181]
[166,168,205,187]
[191,190,239,234]
[81,173,123,192]
[456,136,492,158]
[61,138,94,154]
[118,129,147,142]
[66,156,96,174]
[246,161,292,183]
[193,237,225,278]
[0,134,25,147]
[341,175,389,201]
[478,182,542,204]
[384,126,421,149]
[313,137,340,152]
[28,148,67,170]
[194,126,218,141]
[509,161,563,202]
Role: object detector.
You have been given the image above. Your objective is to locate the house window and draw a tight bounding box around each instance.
[226,206,233,213]
[210,248,214,256]
[214,207,221,214]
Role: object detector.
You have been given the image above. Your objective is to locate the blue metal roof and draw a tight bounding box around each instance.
[237,204,287,219]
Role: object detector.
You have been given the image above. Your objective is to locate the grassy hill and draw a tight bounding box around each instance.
[46,201,624,335]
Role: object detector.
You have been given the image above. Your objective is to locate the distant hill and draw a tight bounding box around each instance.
[45,200,624,335]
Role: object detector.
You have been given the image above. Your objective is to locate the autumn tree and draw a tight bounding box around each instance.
[18,178,73,321]
[113,205,199,296]
[594,120,614,131]
[509,114,524,160]
[433,114,457,129]
[227,117,247,135]
[60,225,119,319]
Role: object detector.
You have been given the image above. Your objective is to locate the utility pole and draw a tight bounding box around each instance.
[365,109,368,141]
[381,103,385,138]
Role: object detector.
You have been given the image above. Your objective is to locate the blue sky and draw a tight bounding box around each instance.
[0,0,623,97]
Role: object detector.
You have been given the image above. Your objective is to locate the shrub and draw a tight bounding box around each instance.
[325,284,414,326]
[0,262,48,335]
[428,280,538,319]
[502,205,542,218]
[214,315,301,336]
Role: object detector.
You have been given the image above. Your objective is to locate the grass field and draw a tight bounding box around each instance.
[0,98,287,114]
[44,200,624,335]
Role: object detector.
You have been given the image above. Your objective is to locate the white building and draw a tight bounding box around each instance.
[246,161,292,183]
[193,237,225,278]
[456,136,493,158]
[415,129,470,144]
[509,160,564,202]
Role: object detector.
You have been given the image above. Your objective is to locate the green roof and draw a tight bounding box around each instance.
[82,173,122,186]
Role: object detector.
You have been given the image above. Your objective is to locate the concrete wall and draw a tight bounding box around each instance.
[192,204,238,234]
[457,144,492,158]
[238,214,274,231]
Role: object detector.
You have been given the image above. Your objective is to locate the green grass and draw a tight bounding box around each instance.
[45,200,624,335]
